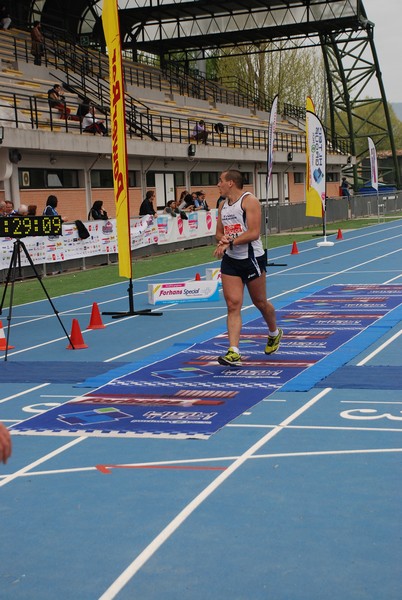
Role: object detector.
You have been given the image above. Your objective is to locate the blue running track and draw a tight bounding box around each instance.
[1,220,402,600]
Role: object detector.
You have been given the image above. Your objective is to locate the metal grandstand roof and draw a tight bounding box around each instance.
[119,0,364,56]
[23,1,366,58]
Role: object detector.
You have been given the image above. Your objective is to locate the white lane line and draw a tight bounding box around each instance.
[227,423,402,432]
[0,456,241,479]
[252,447,402,459]
[0,383,49,404]
[263,398,287,402]
[40,394,79,398]
[2,305,175,359]
[357,328,402,366]
[3,230,402,359]
[98,387,331,600]
[0,436,87,488]
[271,219,402,260]
[105,244,402,362]
[2,444,401,480]
[341,400,402,405]
[3,293,140,329]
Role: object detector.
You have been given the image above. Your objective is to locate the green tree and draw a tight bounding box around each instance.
[216,44,326,115]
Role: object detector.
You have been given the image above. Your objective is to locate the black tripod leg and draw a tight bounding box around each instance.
[18,241,74,348]
[0,242,18,315]
[3,243,20,361]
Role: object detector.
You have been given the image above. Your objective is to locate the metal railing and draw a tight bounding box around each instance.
[0,88,311,153]
[2,31,348,154]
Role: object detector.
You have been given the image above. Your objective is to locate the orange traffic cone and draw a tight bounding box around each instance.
[87,302,106,329]
[195,273,201,281]
[291,241,299,255]
[0,320,14,351]
[336,228,343,240]
[67,319,88,349]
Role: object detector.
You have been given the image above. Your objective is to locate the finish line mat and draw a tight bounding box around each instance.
[11,284,402,440]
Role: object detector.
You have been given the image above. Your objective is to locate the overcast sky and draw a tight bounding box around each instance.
[362,0,401,103]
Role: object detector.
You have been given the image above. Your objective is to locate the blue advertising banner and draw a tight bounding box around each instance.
[11,284,402,440]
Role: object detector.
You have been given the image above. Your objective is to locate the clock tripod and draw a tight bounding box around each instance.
[0,237,73,361]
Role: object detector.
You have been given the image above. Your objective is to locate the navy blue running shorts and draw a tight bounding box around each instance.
[221,253,266,283]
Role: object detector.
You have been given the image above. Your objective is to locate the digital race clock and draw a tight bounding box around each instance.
[0,216,63,238]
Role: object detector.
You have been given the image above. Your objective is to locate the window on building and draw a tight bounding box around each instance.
[146,171,185,187]
[19,169,79,188]
[326,172,340,182]
[294,172,304,184]
[91,170,137,187]
[190,171,253,186]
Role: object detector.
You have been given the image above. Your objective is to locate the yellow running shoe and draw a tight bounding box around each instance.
[218,347,242,366]
[265,328,283,355]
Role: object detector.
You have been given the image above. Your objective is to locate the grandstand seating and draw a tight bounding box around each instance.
[0,26,319,154]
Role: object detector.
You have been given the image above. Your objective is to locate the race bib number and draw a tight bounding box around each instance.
[224,223,243,238]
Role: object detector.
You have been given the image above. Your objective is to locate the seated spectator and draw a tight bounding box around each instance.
[193,190,210,211]
[0,422,11,464]
[76,97,91,120]
[178,190,189,204]
[27,204,37,216]
[88,200,108,220]
[190,119,208,145]
[214,122,225,134]
[43,194,67,222]
[48,84,71,119]
[178,193,195,212]
[82,106,107,136]
[0,200,6,216]
[139,191,156,216]
[0,5,11,29]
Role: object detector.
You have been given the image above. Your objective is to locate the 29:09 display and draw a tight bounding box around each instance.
[0,216,63,238]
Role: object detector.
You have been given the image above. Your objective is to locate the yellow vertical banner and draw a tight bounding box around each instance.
[102,0,132,279]
[305,97,326,218]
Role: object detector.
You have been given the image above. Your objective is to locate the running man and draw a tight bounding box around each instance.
[214,169,282,366]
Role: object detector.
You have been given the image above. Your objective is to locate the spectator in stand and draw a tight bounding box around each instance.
[76,97,91,121]
[27,204,37,216]
[190,119,209,145]
[178,193,195,212]
[82,106,107,136]
[30,21,44,66]
[0,5,11,30]
[48,84,71,119]
[164,200,177,218]
[0,200,6,215]
[341,177,351,199]
[4,200,13,214]
[0,422,11,464]
[43,195,67,222]
[88,200,108,220]
[193,190,210,211]
[178,190,189,204]
[139,191,156,216]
